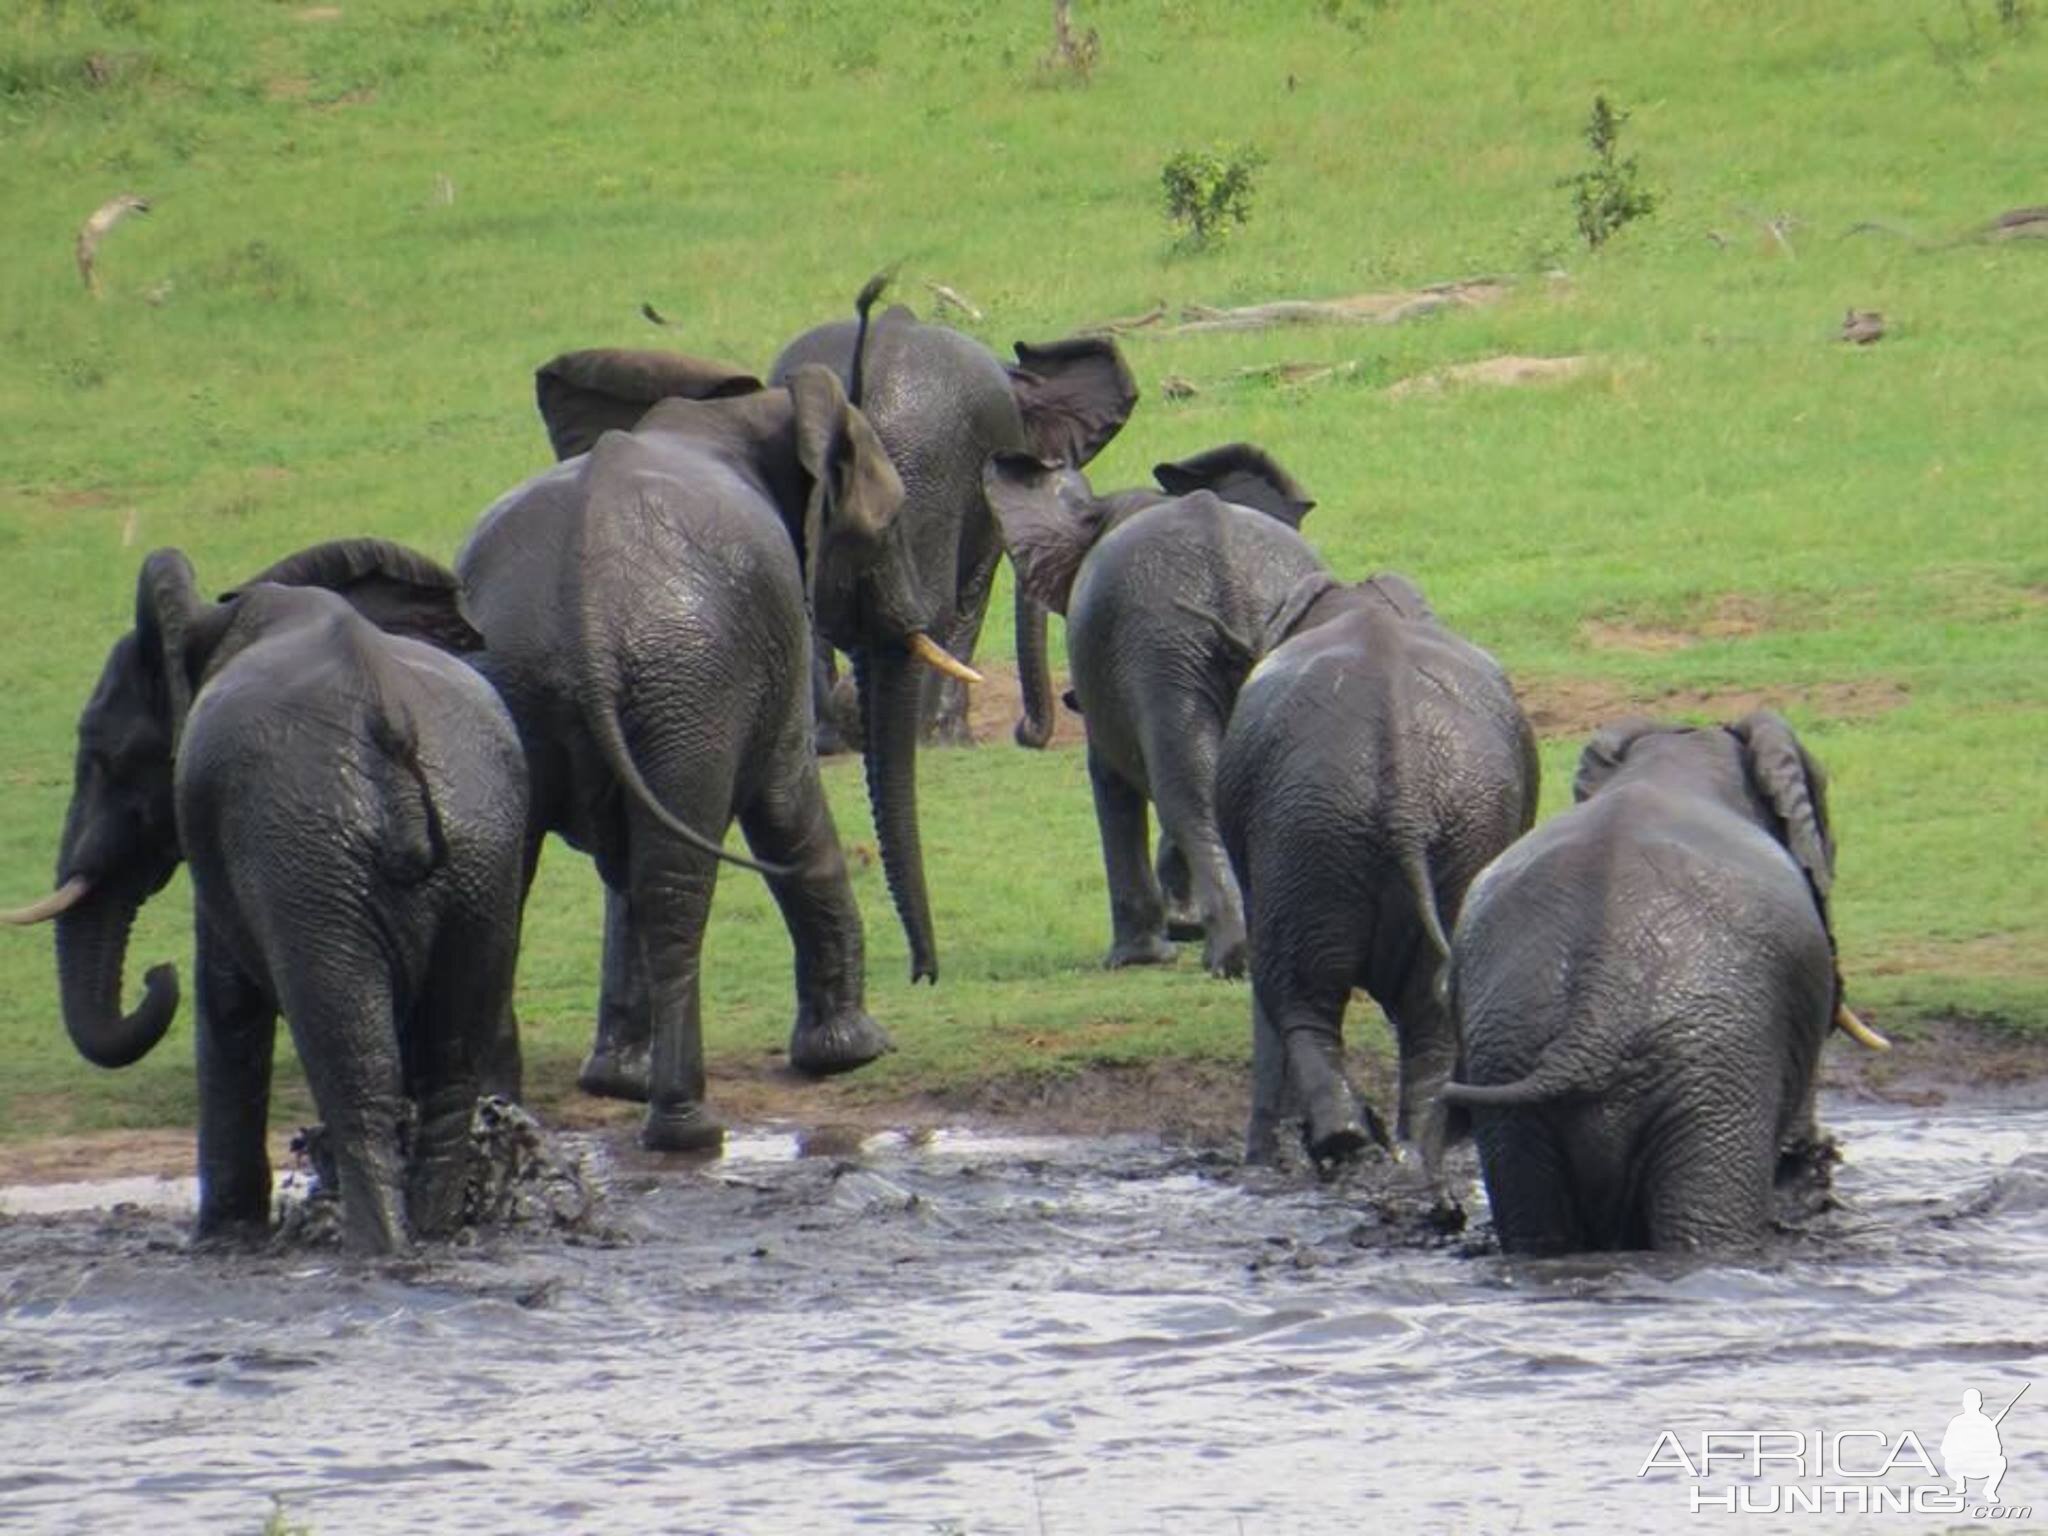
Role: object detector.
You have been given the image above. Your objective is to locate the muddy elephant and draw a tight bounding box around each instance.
[983,443,1319,976]
[1441,711,1890,1253]
[452,297,953,1151]
[3,544,527,1254]
[1216,573,1539,1178]
[770,296,1138,752]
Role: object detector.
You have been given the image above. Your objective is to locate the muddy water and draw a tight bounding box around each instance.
[2,1099,2045,1535]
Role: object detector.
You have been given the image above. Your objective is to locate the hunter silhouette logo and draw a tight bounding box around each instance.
[1639,1382,2034,1517]
[1940,1384,2027,1506]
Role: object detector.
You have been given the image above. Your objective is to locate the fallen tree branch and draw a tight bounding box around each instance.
[1077,300,1168,337]
[923,281,983,322]
[1166,278,1510,334]
[76,193,150,296]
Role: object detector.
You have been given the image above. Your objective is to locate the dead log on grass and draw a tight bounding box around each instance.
[75,193,150,297]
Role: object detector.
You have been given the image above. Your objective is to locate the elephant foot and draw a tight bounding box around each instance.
[639,1100,727,1154]
[1105,934,1177,969]
[788,1008,895,1078]
[1162,899,1204,943]
[1203,930,1248,980]
[578,1045,652,1103]
[1301,1076,1382,1167]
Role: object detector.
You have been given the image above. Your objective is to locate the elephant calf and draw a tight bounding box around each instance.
[1442,712,1889,1254]
[1216,573,1538,1177]
[984,443,1319,976]
[3,545,527,1255]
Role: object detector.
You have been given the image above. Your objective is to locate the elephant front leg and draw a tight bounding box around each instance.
[629,846,725,1154]
[741,746,893,1077]
[1386,960,1463,1187]
[578,886,653,1102]
[1088,746,1175,968]
[193,929,278,1243]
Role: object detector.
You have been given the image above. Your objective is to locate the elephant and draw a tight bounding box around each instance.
[1215,572,1539,1177]
[446,296,951,1151]
[983,443,1319,976]
[1440,711,1890,1253]
[2,543,528,1255]
[770,295,1139,753]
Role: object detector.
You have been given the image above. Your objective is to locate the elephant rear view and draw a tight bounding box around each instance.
[1443,712,1889,1254]
[1216,573,1538,1178]
[3,544,528,1255]
[985,444,1321,978]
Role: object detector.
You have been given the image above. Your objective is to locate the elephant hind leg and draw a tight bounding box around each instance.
[1139,708,1243,978]
[1088,745,1175,969]
[402,914,517,1240]
[1635,1106,1776,1252]
[278,975,409,1256]
[192,926,279,1243]
[1471,1114,1585,1255]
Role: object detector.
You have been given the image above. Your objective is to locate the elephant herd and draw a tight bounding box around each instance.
[3,279,1890,1258]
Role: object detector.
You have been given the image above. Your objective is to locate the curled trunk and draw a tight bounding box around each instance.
[855,645,938,983]
[1012,592,1055,749]
[55,895,178,1069]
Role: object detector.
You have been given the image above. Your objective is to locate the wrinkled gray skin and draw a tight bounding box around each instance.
[984,445,1319,977]
[457,352,911,1151]
[1216,573,1539,1179]
[1442,712,1847,1254]
[14,544,527,1255]
[771,304,1138,753]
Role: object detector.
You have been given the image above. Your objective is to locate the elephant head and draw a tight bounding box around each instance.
[4,545,481,1069]
[1571,709,1887,1051]
[531,334,961,980]
[983,441,1313,615]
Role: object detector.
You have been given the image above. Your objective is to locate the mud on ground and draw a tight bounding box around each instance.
[4,1015,2042,1189]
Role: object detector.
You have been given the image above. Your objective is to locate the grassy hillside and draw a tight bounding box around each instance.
[2,0,2043,1140]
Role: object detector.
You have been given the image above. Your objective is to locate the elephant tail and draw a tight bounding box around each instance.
[1400,840,1455,978]
[581,688,792,880]
[1439,1049,1607,1109]
[369,705,448,887]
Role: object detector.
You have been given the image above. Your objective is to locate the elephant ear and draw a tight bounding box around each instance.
[788,364,908,638]
[535,348,764,461]
[1153,442,1315,528]
[1259,570,1346,651]
[228,538,485,653]
[134,549,208,750]
[982,452,1110,616]
[1007,337,1138,468]
[1357,571,1435,621]
[1572,716,1669,802]
[1731,709,1836,910]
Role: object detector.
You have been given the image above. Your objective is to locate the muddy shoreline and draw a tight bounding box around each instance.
[3,1014,2041,1191]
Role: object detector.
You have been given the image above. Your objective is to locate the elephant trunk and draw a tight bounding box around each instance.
[1011,592,1055,749]
[55,891,179,1069]
[855,644,938,983]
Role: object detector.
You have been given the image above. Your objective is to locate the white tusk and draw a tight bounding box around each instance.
[908,632,985,686]
[0,875,93,926]
[1835,1002,1891,1052]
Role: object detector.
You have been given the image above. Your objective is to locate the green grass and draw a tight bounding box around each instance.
[3,0,2045,1141]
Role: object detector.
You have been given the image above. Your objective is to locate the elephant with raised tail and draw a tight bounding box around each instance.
[1441,711,1891,1253]
[3,543,527,1254]
[1215,572,1538,1177]
[448,284,961,1151]
[771,299,1138,752]
[983,443,1319,976]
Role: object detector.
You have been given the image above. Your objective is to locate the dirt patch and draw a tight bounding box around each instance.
[265,74,312,102]
[296,5,343,20]
[1577,592,1797,653]
[1517,675,1912,739]
[1386,354,1590,398]
[964,659,1086,750]
[1821,1014,2048,1106]
[1858,933,2048,983]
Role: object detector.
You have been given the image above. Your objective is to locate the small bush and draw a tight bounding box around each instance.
[1558,94,1656,249]
[1161,143,1265,249]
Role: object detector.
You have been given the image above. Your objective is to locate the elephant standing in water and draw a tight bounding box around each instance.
[3,544,527,1254]
[983,444,1319,976]
[1216,573,1538,1176]
[452,290,962,1150]
[1442,711,1890,1253]
[770,299,1138,751]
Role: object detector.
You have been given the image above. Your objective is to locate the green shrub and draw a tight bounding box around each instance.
[1160,143,1265,249]
[1558,94,1657,249]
